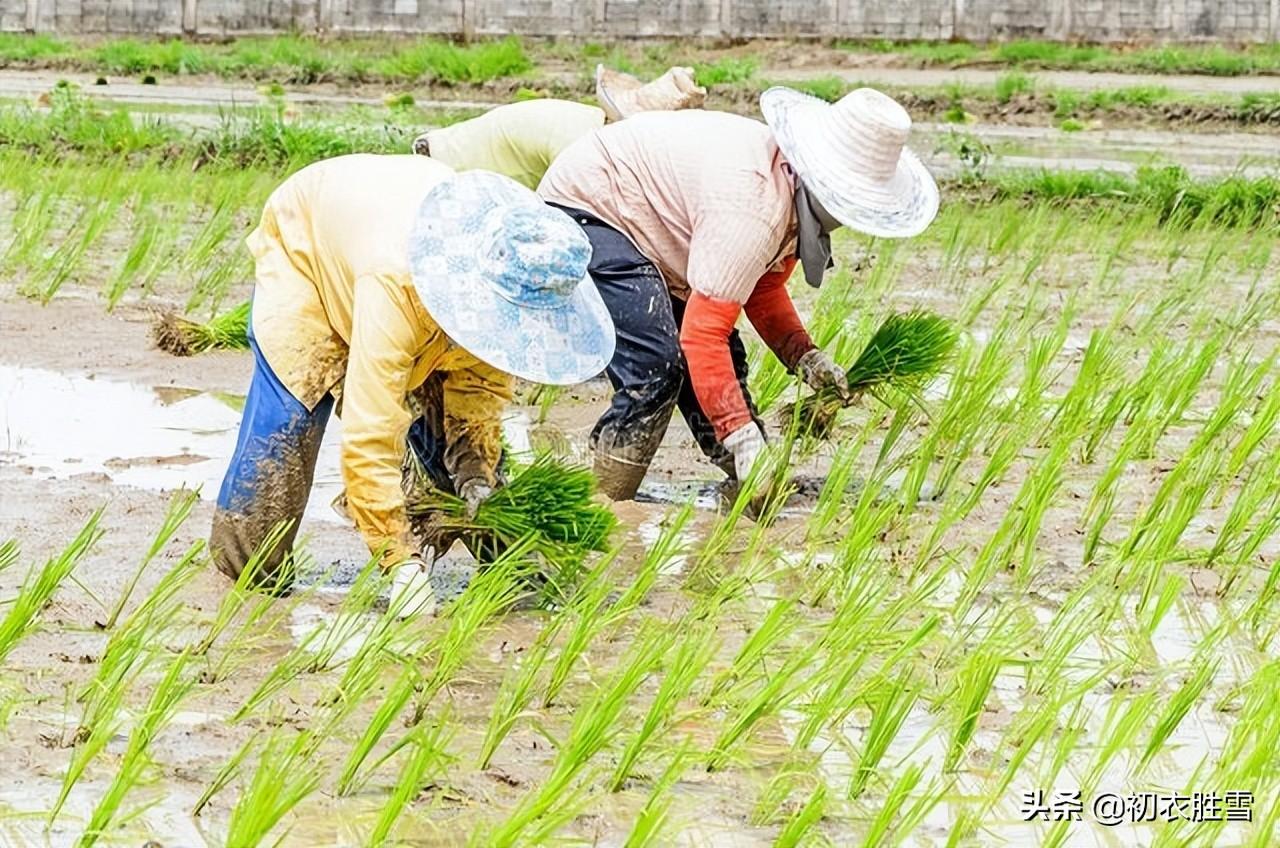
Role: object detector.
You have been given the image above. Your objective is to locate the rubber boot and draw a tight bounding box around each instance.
[593,450,651,501]
[592,418,670,501]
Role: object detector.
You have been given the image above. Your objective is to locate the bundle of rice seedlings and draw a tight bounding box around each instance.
[406,455,617,565]
[786,311,957,438]
[153,299,250,356]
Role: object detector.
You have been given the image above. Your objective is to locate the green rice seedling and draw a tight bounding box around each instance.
[490,627,666,846]
[1083,688,1157,791]
[623,745,693,848]
[849,674,919,797]
[153,299,251,356]
[406,455,617,579]
[232,557,389,721]
[609,622,717,791]
[604,504,694,633]
[479,618,563,769]
[0,541,17,573]
[1138,657,1218,771]
[1223,385,1280,487]
[944,649,1002,772]
[0,510,103,665]
[412,551,531,725]
[703,597,799,707]
[368,715,453,845]
[775,783,826,848]
[103,488,197,629]
[54,542,204,825]
[193,521,293,656]
[223,725,324,846]
[706,634,821,772]
[788,311,958,438]
[78,649,197,847]
[859,762,925,846]
[337,667,417,796]
[541,562,617,708]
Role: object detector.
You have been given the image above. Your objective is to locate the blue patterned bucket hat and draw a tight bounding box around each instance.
[761,86,939,239]
[409,171,615,385]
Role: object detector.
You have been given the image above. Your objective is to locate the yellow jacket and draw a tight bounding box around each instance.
[248,154,513,565]
[425,99,606,189]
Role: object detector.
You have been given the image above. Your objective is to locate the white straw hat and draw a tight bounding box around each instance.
[760,86,939,239]
[595,65,706,122]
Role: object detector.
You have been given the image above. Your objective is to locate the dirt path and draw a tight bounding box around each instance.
[5,62,1280,113]
[767,65,1280,95]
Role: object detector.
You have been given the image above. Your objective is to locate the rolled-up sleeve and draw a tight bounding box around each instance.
[341,274,423,565]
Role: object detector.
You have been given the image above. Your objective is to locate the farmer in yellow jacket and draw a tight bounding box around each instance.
[410,66,705,188]
[210,154,615,613]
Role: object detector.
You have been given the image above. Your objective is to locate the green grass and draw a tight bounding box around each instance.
[838,36,1280,76]
[0,34,535,85]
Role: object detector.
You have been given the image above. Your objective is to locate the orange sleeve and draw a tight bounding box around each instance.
[742,256,814,370]
[680,293,754,441]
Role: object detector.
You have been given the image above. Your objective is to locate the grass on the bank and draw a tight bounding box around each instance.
[0,33,532,84]
[846,36,1280,76]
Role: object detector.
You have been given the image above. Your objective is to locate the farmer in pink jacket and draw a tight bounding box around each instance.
[539,87,940,501]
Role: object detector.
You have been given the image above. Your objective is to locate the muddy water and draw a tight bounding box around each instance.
[0,365,535,529]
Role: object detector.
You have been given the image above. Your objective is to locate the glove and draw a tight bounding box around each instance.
[796,348,851,401]
[458,479,494,519]
[389,553,436,619]
[723,423,787,520]
[723,423,768,484]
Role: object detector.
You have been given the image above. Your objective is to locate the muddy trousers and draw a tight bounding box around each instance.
[209,337,461,591]
[552,205,761,500]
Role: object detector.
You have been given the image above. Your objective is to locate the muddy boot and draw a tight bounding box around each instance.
[209,510,297,596]
[593,451,650,501]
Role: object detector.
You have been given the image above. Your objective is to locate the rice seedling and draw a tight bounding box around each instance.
[0,510,103,665]
[1138,657,1219,771]
[406,455,617,581]
[623,745,693,848]
[102,488,197,630]
[153,299,251,355]
[609,622,716,791]
[786,311,958,438]
[944,649,1002,772]
[488,627,666,846]
[78,649,197,847]
[222,726,324,846]
[479,618,562,769]
[774,782,827,848]
[367,714,453,846]
[848,673,919,798]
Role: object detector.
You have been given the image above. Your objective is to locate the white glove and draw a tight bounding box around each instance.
[796,348,850,401]
[389,553,436,619]
[723,423,768,483]
[458,479,494,519]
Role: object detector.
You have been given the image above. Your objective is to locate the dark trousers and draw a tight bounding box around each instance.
[551,205,760,475]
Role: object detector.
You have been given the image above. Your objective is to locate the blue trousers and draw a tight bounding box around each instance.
[210,324,453,589]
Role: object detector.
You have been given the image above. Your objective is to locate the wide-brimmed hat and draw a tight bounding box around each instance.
[760,86,939,239]
[409,172,615,386]
[595,65,706,121]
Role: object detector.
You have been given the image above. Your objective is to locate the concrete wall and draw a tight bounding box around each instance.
[11,0,1280,42]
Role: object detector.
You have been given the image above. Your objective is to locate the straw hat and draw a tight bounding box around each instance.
[760,86,939,239]
[409,172,615,386]
[595,65,706,122]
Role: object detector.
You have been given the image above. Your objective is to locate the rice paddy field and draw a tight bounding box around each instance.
[1,34,1280,848]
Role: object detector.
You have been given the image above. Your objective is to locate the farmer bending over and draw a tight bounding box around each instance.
[410,66,705,188]
[209,155,614,613]
[538,87,940,502]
